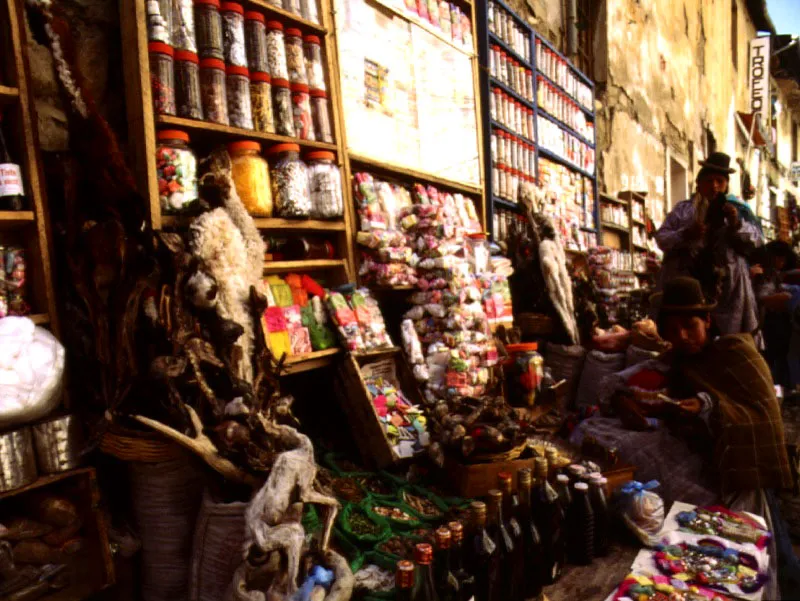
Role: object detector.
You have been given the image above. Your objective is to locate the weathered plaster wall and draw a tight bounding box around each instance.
[507,0,563,51]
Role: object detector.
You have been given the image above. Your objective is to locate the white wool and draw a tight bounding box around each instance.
[539,238,580,344]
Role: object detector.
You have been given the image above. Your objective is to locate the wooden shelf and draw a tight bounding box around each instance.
[599,193,627,206]
[0,467,94,501]
[29,313,50,324]
[601,221,630,234]
[161,214,346,232]
[281,347,340,374]
[155,115,338,152]
[0,210,34,228]
[349,153,482,197]
[0,84,19,104]
[263,258,346,273]
[248,0,327,33]
[353,346,400,361]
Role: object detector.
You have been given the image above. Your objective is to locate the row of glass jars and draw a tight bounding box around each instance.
[156,130,343,219]
[147,0,321,52]
[493,164,534,203]
[487,1,530,64]
[534,38,592,110]
[489,46,533,102]
[490,129,535,179]
[489,86,534,142]
[537,76,594,142]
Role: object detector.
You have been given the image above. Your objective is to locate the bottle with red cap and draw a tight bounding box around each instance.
[412,543,440,601]
[0,112,25,210]
[433,527,459,601]
[486,489,515,601]
[396,560,415,601]
[285,28,308,84]
[220,2,247,67]
[148,41,176,115]
[446,521,475,601]
[266,21,289,80]
[194,0,224,60]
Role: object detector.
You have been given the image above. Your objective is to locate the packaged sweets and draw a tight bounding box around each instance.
[306,151,343,219]
[304,35,325,90]
[272,78,295,137]
[250,72,275,133]
[220,2,247,67]
[194,0,224,59]
[347,287,392,350]
[146,0,171,44]
[244,11,269,74]
[226,65,253,129]
[266,21,289,80]
[267,143,310,218]
[290,83,315,140]
[285,29,308,84]
[155,129,198,212]
[310,89,333,143]
[228,140,272,216]
[174,50,203,119]
[326,290,364,351]
[199,57,229,124]
[172,0,197,51]
[148,42,176,115]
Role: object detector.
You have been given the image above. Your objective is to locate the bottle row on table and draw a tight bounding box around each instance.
[537,76,594,143]
[489,86,534,141]
[149,16,333,143]
[156,129,343,218]
[488,46,533,102]
[147,0,321,52]
[537,116,595,174]
[535,38,593,111]
[490,129,535,180]
[487,1,531,63]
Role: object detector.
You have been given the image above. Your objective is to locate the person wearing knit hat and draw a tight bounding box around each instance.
[653,152,763,337]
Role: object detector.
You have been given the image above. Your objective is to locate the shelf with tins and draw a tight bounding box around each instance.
[0,0,60,333]
[490,78,533,110]
[534,33,594,110]
[536,106,594,148]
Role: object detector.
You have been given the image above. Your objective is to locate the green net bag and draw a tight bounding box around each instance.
[367,498,426,532]
[331,526,365,574]
[337,502,391,547]
[399,486,449,522]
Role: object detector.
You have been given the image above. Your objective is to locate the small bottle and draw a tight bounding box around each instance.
[517,468,544,600]
[412,543,440,601]
[533,457,566,584]
[0,113,25,210]
[569,482,595,566]
[397,559,415,601]
[486,489,514,601]
[446,522,475,601]
[588,474,610,557]
[467,501,498,601]
[497,472,525,601]
[433,527,459,601]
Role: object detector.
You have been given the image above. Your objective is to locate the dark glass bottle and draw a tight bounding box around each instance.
[467,501,498,601]
[532,457,566,584]
[497,472,525,601]
[447,521,476,601]
[434,527,460,601]
[397,559,415,601]
[0,113,25,210]
[517,467,545,599]
[412,543,441,601]
[588,475,610,557]
[569,482,595,566]
[486,489,515,601]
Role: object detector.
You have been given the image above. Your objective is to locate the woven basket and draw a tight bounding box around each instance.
[100,423,182,463]
[517,313,555,336]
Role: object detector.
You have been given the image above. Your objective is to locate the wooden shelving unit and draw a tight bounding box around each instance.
[281,347,340,374]
[0,0,59,333]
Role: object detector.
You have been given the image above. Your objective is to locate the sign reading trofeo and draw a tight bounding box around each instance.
[749,36,771,126]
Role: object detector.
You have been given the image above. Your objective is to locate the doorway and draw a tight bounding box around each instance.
[669,156,689,209]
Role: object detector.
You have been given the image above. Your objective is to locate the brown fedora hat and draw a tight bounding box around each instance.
[650,277,717,312]
[698,152,736,174]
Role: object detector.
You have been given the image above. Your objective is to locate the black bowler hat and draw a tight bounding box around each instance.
[650,277,717,313]
[698,152,736,175]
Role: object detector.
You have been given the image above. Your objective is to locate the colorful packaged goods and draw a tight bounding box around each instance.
[363,369,428,459]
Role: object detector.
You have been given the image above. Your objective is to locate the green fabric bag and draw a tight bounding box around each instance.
[337,502,392,547]
[398,485,449,521]
[366,498,425,532]
[331,526,365,574]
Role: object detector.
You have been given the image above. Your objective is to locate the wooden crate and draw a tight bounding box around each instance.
[333,348,425,469]
[0,467,115,600]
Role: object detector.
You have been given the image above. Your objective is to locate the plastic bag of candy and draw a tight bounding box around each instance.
[326,290,364,351]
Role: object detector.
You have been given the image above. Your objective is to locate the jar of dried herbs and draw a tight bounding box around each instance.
[148,42,176,115]
[267,143,310,218]
[266,21,289,81]
[200,57,229,124]
[310,88,333,144]
[194,0,224,60]
[271,78,295,137]
[174,50,203,119]
[285,28,307,84]
[226,64,253,129]
[250,71,275,133]
[244,11,269,74]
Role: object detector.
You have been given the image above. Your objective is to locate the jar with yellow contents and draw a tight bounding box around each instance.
[228,140,272,216]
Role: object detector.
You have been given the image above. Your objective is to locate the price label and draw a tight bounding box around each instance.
[0,163,23,197]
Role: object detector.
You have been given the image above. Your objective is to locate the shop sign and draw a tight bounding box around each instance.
[749,36,771,125]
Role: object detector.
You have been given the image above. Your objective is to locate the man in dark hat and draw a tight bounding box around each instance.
[654,152,762,337]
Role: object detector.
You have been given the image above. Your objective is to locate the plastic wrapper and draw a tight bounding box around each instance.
[401,319,424,365]
[326,291,365,351]
[616,480,665,546]
[346,288,392,350]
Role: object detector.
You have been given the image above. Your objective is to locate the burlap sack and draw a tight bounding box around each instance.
[575,350,626,407]
[545,343,587,411]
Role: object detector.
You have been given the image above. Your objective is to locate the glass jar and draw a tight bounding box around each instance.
[303,35,325,90]
[283,0,301,17]
[502,343,543,407]
[267,143,310,218]
[266,21,289,81]
[228,140,272,216]
[244,11,269,74]
[272,78,295,137]
[149,42,176,115]
[226,64,253,129]
[172,0,197,51]
[290,83,315,140]
[156,129,198,213]
[299,0,319,23]
[174,50,203,119]
[221,2,247,67]
[250,72,275,133]
[306,151,342,219]
[146,0,172,44]
[200,57,229,124]
[309,88,333,144]
[285,28,307,84]
[194,0,224,60]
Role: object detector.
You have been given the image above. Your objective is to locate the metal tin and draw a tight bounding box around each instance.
[0,427,37,492]
[32,415,84,474]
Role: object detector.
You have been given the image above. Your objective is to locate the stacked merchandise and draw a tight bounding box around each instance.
[353,173,418,288]
[263,273,337,358]
[538,156,596,252]
[587,248,642,326]
[326,285,394,352]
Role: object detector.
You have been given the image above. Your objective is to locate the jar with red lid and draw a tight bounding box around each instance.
[303,35,325,90]
[221,2,247,67]
[299,0,319,23]
[194,0,224,59]
[310,88,332,144]
[267,143,310,218]
[175,50,203,119]
[266,21,289,81]
[285,29,307,84]
[226,64,253,128]
[283,0,301,17]
[306,151,342,218]
[250,71,275,133]
[271,78,295,136]
[228,140,272,216]
[244,11,268,74]
[290,83,315,140]
[146,0,172,44]
[172,0,197,51]
[149,42,176,115]
[200,57,229,124]
[155,129,198,213]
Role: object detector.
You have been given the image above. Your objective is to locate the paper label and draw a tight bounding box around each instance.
[0,163,23,197]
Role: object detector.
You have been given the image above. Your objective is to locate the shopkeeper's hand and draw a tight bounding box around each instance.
[684,221,707,241]
[723,203,740,228]
[678,398,703,415]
